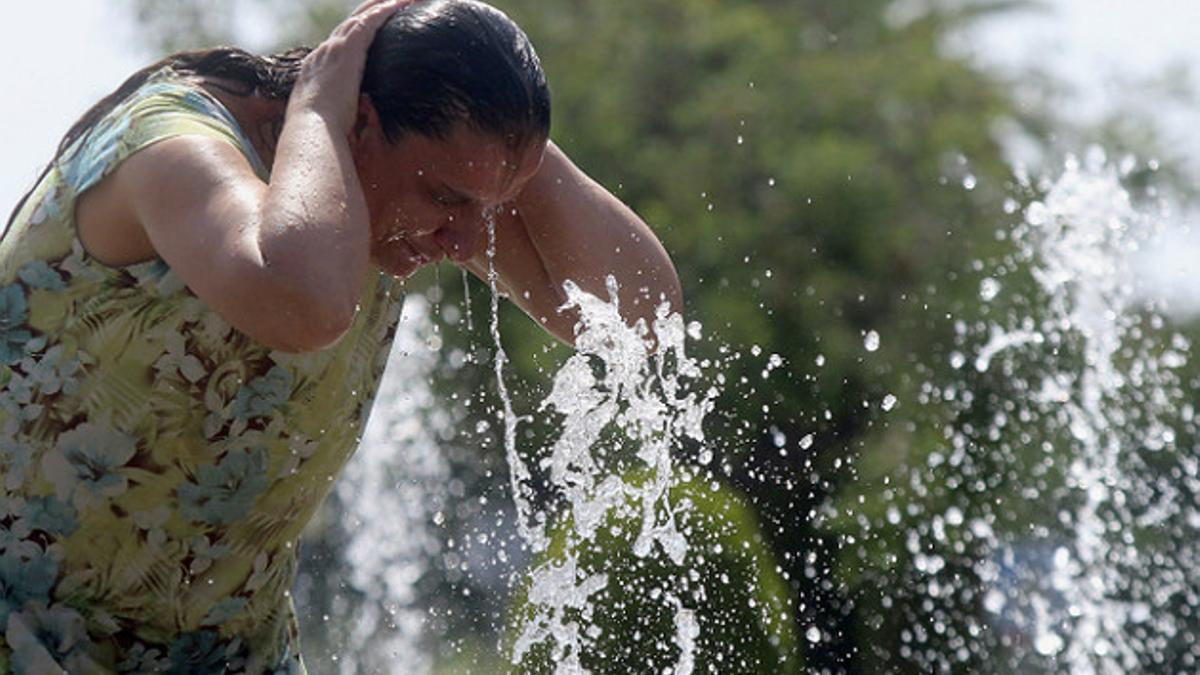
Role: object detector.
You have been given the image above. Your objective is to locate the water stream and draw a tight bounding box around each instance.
[483,212,710,673]
[999,151,1193,673]
[846,149,1197,673]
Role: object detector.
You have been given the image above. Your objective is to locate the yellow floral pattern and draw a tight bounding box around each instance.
[0,68,403,673]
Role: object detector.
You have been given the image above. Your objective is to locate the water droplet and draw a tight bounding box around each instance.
[979,277,1001,302]
[962,174,977,190]
[945,507,963,526]
[983,589,1006,614]
[1085,145,1107,171]
[1119,154,1137,176]
[1026,201,1049,226]
[806,626,822,643]
[864,331,881,352]
[1035,632,1064,656]
[881,394,897,412]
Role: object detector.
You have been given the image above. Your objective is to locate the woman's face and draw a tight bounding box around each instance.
[356,121,546,279]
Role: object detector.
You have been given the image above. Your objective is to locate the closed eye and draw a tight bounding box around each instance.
[432,186,473,208]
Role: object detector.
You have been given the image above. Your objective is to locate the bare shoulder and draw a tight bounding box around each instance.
[75,135,265,267]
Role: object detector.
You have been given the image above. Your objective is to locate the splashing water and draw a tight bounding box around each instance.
[507,279,713,673]
[824,148,1197,674]
[484,211,545,551]
[1013,151,1190,673]
[313,296,450,675]
[948,150,1192,673]
[482,213,715,673]
[462,267,473,333]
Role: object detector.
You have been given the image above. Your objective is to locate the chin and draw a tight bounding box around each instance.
[391,260,426,281]
[369,249,420,280]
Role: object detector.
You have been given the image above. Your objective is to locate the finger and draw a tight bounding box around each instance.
[350,0,414,19]
[340,1,409,44]
[334,0,409,40]
[349,0,391,17]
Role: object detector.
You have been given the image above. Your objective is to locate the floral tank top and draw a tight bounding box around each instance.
[0,68,404,673]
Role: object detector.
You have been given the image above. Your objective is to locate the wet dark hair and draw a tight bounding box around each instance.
[364,0,551,149]
[6,0,550,232]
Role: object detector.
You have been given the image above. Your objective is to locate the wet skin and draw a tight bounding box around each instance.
[351,120,546,280]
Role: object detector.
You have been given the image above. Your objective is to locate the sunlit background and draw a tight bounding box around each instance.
[4,1,1199,673]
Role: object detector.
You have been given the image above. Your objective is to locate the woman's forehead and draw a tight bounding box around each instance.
[409,126,544,202]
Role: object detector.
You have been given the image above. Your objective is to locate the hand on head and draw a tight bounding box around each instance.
[288,0,416,134]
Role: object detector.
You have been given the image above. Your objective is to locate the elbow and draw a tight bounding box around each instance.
[631,264,683,352]
[662,268,684,317]
[279,303,356,353]
[620,269,684,339]
[268,261,363,352]
[242,285,359,354]
[641,261,684,318]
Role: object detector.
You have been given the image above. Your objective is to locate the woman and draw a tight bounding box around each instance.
[0,0,681,671]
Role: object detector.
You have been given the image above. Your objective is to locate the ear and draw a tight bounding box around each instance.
[349,94,381,151]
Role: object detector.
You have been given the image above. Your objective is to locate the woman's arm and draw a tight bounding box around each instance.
[465,142,683,345]
[77,1,407,353]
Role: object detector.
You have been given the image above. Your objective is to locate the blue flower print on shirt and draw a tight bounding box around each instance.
[5,602,93,673]
[0,438,35,492]
[16,261,65,292]
[27,184,61,226]
[15,497,79,539]
[200,597,247,628]
[61,112,132,195]
[0,525,23,556]
[0,284,33,365]
[19,345,83,400]
[229,367,294,424]
[117,641,173,673]
[166,629,228,675]
[0,548,59,625]
[41,424,138,510]
[178,448,269,526]
[128,258,187,297]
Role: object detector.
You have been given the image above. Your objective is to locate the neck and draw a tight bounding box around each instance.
[251,113,285,170]
[200,81,286,172]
